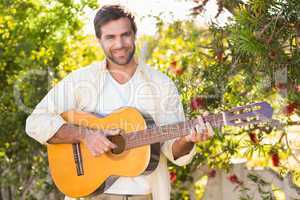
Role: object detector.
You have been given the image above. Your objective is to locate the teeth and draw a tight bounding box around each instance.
[114,49,126,53]
[114,50,126,56]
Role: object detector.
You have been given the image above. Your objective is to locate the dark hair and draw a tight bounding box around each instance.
[94,5,137,39]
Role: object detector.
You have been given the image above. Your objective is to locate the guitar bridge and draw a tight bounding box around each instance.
[72,143,84,176]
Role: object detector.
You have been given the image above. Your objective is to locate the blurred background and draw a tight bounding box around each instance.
[0,0,300,199]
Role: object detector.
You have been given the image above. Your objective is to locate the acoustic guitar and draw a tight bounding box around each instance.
[47,101,273,197]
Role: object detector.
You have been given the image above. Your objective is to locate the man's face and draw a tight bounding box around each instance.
[99,17,136,66]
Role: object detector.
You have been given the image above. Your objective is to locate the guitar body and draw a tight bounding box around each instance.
[47,107,160,198]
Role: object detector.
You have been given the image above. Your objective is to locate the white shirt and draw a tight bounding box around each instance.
[25,60,196,200]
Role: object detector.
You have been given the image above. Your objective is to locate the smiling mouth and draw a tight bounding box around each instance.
[112,49,127,56]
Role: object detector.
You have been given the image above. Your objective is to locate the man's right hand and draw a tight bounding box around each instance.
[47,124,123,157]
[81,128,122,157]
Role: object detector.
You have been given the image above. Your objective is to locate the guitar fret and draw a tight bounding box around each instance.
[126,123,191,149]
[102,112,233,161]
[124,113,246,150]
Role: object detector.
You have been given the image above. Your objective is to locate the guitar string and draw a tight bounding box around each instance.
[122,113,260,141]
[124,117,265,148]
[124,115,225,142]
[125,121,224,148]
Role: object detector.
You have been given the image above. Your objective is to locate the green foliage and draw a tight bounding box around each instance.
[147,0,300,198]
[1,0,300,199]
[0,0,101,199]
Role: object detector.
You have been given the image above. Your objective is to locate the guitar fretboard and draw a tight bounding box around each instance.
[124,113,224,150]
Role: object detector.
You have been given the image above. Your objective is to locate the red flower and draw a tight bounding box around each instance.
[169,172,177,183]
[275,82,287,90]
[170,60,177,66]
[168,61,177,71]
[190,97,205,110]
[282,102,298,116]
[248,132,259,144]
[175,68,184,76]
[227,174,242,185]
[270,151,280,167]
[168,60,184,76]
[216,49,224,62]
[268,50,277,60]
[208,170,216,178]
[294,85,300,92]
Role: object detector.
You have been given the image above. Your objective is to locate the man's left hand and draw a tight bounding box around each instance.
[184,115,214,143]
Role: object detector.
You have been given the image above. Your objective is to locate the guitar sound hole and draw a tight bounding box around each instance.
[107,135,126,154]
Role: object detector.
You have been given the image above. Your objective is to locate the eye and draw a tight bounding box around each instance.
[122,32,131,37]
[104,35,114,40]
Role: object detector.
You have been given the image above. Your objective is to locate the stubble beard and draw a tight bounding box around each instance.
[105,45,135,66]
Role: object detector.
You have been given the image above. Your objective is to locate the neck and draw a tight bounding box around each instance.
[123,113,224,150]
[106,58,137,84]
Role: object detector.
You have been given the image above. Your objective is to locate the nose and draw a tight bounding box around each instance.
[114,37,125,49]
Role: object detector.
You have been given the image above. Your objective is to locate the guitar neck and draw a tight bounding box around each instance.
[124,113,224,150]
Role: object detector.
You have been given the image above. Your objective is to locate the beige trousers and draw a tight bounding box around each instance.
[87,194,152,200]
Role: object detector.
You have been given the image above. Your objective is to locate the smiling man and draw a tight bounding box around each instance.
[26,5,213,200]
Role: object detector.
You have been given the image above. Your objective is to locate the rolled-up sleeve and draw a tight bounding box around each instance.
[159,80,196,166]
[25,73,77,144]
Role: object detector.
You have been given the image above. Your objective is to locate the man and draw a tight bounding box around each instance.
[25,5,213,200]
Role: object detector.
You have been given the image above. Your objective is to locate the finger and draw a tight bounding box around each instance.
[96,149,105,156]
[191,127,198,137]
[195,124,205,134]
[195,132,209,142]
[90,146,103,157]
[193,125,204,142]
[108,142,117,149]
[91,151,98,157]
[200,133,209,141]
[93,141,108,153]
[89,147,97,157]
[197,115,205,129]
[206,122,214,137]
[193,133,201,142]
[185,128,195,142]
[192,127,202,141]
[105,128,123,136]
[94,134,117,149]
[188,135,197,143]
[99,142,110,152]
[101,137,117,149]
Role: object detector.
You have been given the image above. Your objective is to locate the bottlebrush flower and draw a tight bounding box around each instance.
[169,171,177,183]
[168,61,177,71]
[248,132,259,144]
[294,85,300,92]
[208,170,216,178]
[227,174,243,185]
[190,96,205,110]
[282,102,298,116]
[168,60,185,76]
[275,82,287,90]
[268,50,277,60]
[270,151,280,167]
[175,68,184,76]
[215,49,224,62]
